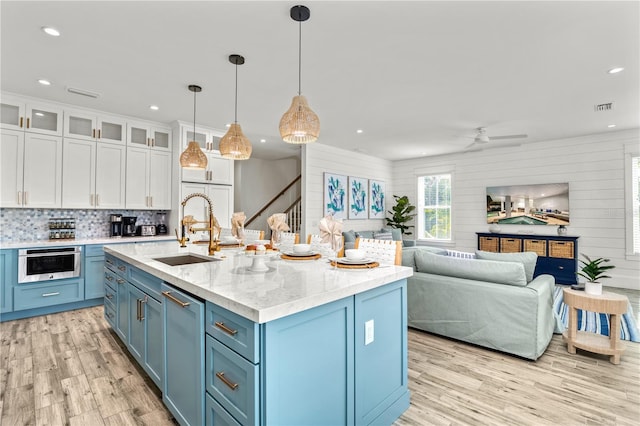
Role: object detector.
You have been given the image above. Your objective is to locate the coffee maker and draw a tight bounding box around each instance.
[123,216,137,237]
[110,214,123,237]
[156,211,168,235]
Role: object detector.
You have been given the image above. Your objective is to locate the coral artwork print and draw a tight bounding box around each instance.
[348,177,369,219]
[323,173,347,219]
[369,180,385,218]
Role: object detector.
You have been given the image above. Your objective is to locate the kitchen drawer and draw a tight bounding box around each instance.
[205,335,258,426]
[104,280,116,305]
[104,267,126,289]
[128,266,162,300]
[206,301,260,363]
[105,254,128,277]
[104,299,116,327]
[205,391,241,426]
[14,278,84,311]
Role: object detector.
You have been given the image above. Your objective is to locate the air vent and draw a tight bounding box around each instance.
[66,87,101,98]
[594,102,614,112]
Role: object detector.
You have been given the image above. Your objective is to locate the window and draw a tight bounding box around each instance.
[417,174,452,241]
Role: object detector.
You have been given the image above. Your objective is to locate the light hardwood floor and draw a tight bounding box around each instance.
[1,288,638,426]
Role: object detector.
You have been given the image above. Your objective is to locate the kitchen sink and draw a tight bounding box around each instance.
[153,254,221,266]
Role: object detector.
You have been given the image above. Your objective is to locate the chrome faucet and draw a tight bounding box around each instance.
[175,192,220,255]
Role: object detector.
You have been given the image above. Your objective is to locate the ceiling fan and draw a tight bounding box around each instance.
[465,127,528,150]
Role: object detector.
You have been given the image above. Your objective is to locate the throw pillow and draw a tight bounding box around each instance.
[446,249,476,259]
[342,230,357,244]
[475,251,538,283]
[355,230,374,239]
[373,231,393,240]
[381,227,402,241]
[414,250,528,287]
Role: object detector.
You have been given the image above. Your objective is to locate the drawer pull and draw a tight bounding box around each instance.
[106,258,114,265]
[558,266,564,270]
[42,292,60,297]
[116,278,126,285]
[105,294,114,300]
[215,321,238,336]
[105,274,114,281]
[162,291,190,308]
[106,312,114,319]
[216,372,239,391]
[117,265,126,272]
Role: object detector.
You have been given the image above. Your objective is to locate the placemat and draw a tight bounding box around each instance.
[329,260,380,269]
[218,243,243,249]
[281,253,322,261]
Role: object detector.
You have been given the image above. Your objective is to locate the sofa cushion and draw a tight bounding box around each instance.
[355,230,374,239]
[414,250,528,287]
[343,230,357,244]
[475,251,538,283]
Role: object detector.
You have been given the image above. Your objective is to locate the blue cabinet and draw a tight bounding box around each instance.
[0,249,17,314]
[163,283,205,426]
[105,254,129,342]
[13,277,84,311]
[85,244,105,299]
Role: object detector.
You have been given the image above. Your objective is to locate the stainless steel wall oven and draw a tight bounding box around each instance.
[18,247,82,283]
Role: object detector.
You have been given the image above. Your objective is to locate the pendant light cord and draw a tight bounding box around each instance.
[193,89,196,135]
[298,19,302,96]
[234,62,238,123]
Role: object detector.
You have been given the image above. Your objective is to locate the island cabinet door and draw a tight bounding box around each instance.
[354,279,410,426]
[262,296,354,426]
[162,283,205,426]
[115,275,129,342]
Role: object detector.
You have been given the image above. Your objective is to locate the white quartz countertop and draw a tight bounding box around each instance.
[0,235,175,249]
[104,241,413,324]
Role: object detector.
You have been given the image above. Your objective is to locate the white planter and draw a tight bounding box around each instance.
[585,281,602,296]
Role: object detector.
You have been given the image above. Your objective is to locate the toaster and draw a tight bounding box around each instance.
[136,225,156,236]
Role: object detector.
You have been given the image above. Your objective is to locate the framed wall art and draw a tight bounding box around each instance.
[369,179,385,219]
[348,176,369,219]
[323,172,347,219]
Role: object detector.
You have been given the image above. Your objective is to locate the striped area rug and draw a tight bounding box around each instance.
[554,286,639,342]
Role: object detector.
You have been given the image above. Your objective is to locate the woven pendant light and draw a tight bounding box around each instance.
[180,85,208,169]
[279,5,319,144]
[220,54,252,160]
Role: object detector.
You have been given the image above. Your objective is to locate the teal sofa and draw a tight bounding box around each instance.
[402,247,556,360]
[342,228,415,250]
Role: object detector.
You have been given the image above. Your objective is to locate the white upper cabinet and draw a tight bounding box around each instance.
[1,95,63,136]
[0,129,62,208]
[128,121,171,152]
[125,147,171,210]
[61,138,126,209]
[64,109,126,144]
[180,125,233,185]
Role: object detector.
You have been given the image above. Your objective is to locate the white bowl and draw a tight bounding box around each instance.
[292,243,311,253]
[345,249,365,260]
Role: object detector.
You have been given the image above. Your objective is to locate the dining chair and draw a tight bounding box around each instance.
[307,234,344,257]
[278,232,299,252]
[243,229,264,244]
[354,238,402,265]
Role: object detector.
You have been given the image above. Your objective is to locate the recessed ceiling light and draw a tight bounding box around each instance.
[608,124,617,128]
[608,67,624,74]
[149,105,159,111]
[356,129,363,134]
[260,139,266,143]
[42,26,60,37]
[38,79,51,86]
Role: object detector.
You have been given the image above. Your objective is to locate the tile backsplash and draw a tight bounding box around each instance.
[0,208,163,242]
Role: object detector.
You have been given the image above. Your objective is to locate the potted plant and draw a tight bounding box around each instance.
[576,254,615,295]
[386,195,416,236]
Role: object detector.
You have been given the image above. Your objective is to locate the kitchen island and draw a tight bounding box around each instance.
[104,241,412,426]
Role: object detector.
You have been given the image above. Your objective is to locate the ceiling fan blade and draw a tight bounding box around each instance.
[488,134,528,141]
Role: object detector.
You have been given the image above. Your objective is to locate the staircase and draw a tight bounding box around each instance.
[246,175,301,235]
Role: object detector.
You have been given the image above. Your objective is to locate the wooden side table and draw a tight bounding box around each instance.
[562,288,628,364]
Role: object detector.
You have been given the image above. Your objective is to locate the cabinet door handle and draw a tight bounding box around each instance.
[42,292,60,297]
[23,192,28,205]
[216,372,239,391]
[98,129,101,139]
[19,117,23,128]
[214,321,238,336]
[93,129,96,138]
[162,291,190,307]
[151,138,155,147]
[140,296,147,321]
[17,191,22,205]
[26,117,30,128]
[96,194,100,206]
[90,194,95,206]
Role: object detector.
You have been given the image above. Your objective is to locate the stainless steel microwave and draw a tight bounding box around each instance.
[18,246,82,283]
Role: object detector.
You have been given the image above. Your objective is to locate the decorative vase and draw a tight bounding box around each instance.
[557,225,567,235]
[489,224,502,234]
[585,281,602,296]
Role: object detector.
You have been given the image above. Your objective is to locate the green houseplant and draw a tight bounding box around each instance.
[386,195,416,236]
[576,254,615,295]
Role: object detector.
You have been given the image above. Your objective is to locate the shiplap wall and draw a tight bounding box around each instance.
[392,129,640,290]
[301,143,394,238]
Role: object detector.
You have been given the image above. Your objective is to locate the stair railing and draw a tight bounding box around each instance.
[246,174,301,229]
